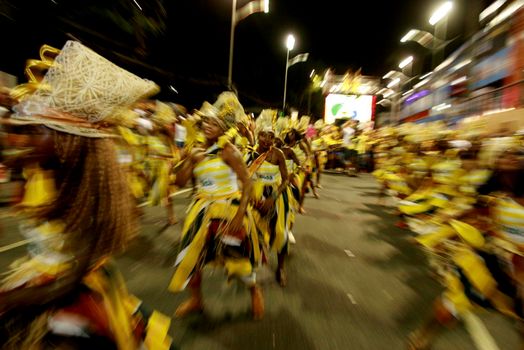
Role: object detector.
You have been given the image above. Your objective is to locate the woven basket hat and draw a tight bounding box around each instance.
[213,91,248,129]
[255,109,277,136]
[11,41,159,137]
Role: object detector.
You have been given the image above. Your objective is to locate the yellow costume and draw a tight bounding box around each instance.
[252,157,290,254]
[169,143,261,292]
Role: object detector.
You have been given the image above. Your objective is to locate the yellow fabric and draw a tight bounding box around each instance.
[147,135,172,158]
[147,159,171,206]
[145,311,173,350]
[450,219,485,249]
[452,249,497,297]
[293,144,307,165]
[399,201,433,215]
[252,160,288,253]
[224,259,253,278]
[443,272,473,315]
[20,166,57,207]
[194,154,239,197]
[118,126,141,146]
[83,268,137,350]
[415,225,456,248]
[127,171,146,199]
[1,220,73,290]
[169,195,260,292]
[494,197,524,244]
[253,160,281,200]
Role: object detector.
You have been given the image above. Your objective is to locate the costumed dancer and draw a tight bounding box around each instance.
[168,95,264,320]
[284,117,317,214]
[311,119,327,188]
[274,116,301,245]
[145,101,180,226]
[249,110,290,286]
[0,41,172,350]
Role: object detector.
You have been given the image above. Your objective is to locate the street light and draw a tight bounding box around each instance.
[398,56,413,69]
[387,78,401,89]
[228,0,270,89]
[283,34,295,111]
[286,34,295,51]
[429,1,452,68]
[429,1,453,25]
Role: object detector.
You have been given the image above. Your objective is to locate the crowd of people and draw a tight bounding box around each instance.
[0,41,329,348]
[372,122,524,349]
[2,40,523,350]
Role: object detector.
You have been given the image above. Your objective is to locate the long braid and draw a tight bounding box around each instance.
[43,132,137,263]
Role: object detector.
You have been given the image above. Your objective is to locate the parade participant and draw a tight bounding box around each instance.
[250,110,290,286]
[0,41,172,350]
[115,109,150,205]
[213,92,254,156]
[274,117,301,244]
[168,96,264,320]
[285,121,317,214]
[311,119,327,188]
[145,101,179,226]
[408,142,524,350]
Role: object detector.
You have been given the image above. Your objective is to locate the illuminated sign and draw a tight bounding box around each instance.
[324,94,375,124]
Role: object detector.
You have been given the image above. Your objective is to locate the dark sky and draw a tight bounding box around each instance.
[1,0,494,114]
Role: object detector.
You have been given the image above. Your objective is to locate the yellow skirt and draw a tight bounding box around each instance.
[169,193,261,292]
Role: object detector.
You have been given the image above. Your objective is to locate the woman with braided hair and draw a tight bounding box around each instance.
[0,41,172,349]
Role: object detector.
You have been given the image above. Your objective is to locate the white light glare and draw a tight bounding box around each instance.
[429,1,453,25]
[414,78,430,89]
[387,78,401,88]
[383,90,394,98]
[432,103,451,111]
[383,71,396,79]
[400,30,417,43]
[419,72,433,80]
[479,0,506,21]
[286,34,295,51]
[402,89,414,96]
[488,0,524,28]
[310,69,315,78]
[399,56,414,69]
[264,0,269,13]
[451,76,467,85]
[132,0,143,11]
[169,85,178,93]
[452,59,472,71]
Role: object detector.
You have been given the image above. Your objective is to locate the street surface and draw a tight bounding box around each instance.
[0,174,521,349]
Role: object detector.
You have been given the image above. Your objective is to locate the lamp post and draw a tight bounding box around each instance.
[228,0,269,89]
[398,55,414,76]
[282,34,295,111]
[429,1,453,68]
[399,2,452,69]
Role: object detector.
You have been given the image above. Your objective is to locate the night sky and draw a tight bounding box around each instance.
[1,0,495,116]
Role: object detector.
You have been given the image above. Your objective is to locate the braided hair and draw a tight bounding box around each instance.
[42,132,137,263]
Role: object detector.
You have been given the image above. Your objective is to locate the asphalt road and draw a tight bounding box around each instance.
[0,174,521,349]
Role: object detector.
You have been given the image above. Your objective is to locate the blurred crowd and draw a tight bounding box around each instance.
[371,121,524,349]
